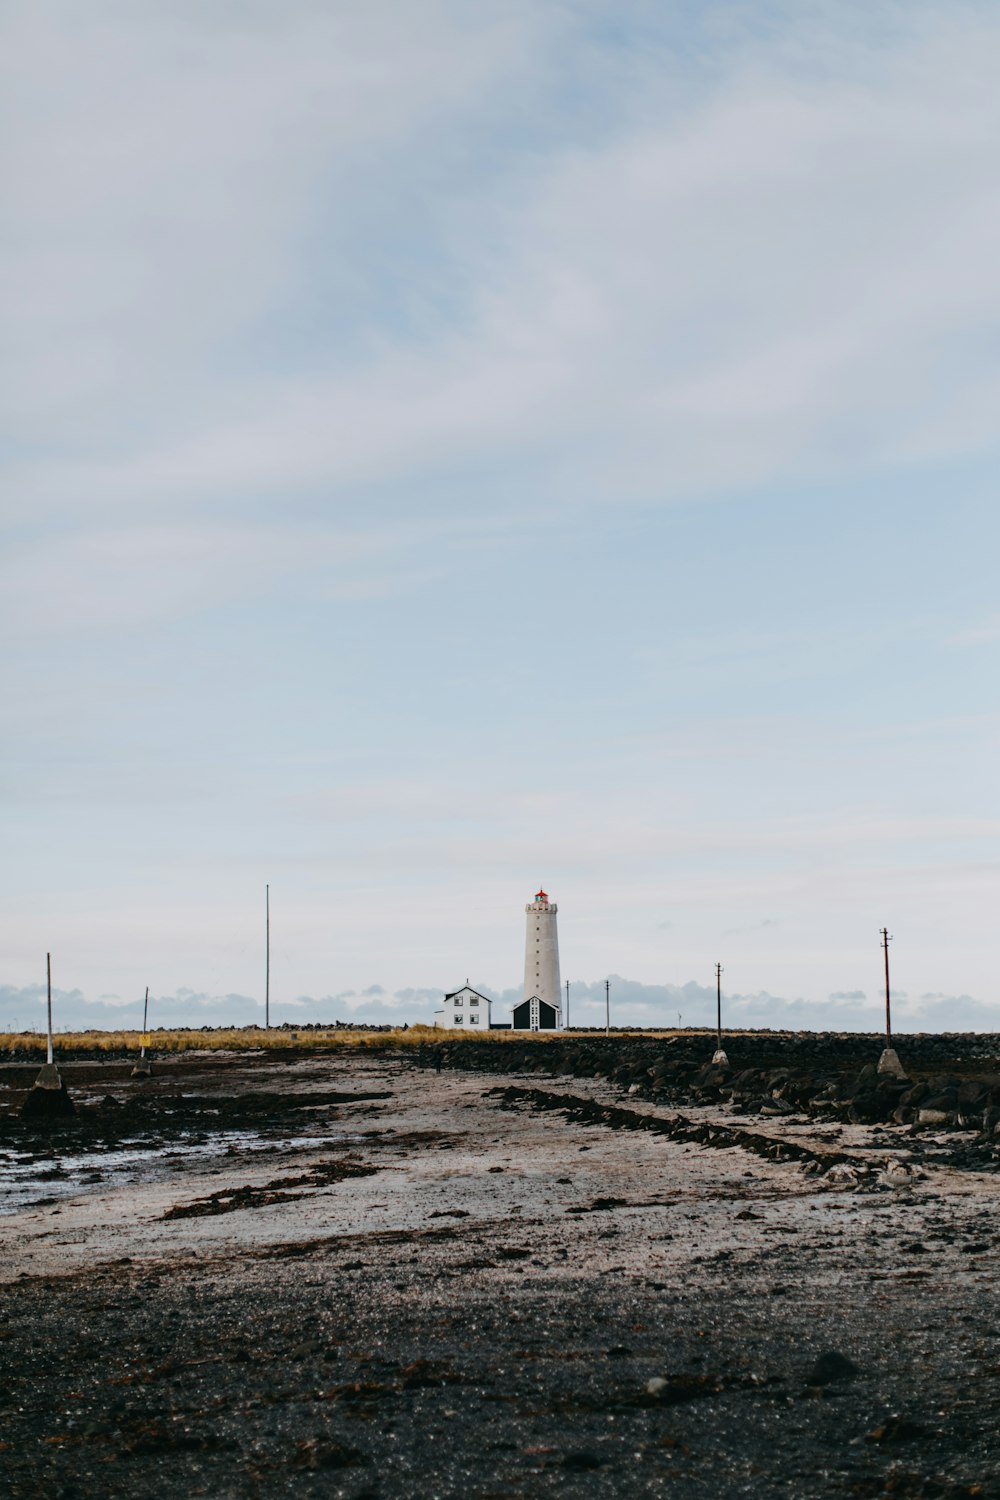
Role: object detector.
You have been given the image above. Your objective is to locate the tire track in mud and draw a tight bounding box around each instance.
[162,1158,381,1220]
[487,1085,861,1175]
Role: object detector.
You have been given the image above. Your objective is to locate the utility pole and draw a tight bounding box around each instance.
[712,962,729,1065]
[605,978,610,1036]
[881,928,892,1048]
[565,979,570,1030]
[46,952,53,1066]
[877,928,905,1077]
[29,951,68,1100]
[265,884,270,1030]
[132,985,152,1078]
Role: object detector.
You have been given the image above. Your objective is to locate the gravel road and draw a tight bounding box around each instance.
[1,1048,997,1498]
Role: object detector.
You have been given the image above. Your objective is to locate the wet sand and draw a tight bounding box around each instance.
[1,1049,998,1497]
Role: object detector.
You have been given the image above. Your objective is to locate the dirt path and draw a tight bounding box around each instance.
[1,1050,997,1498]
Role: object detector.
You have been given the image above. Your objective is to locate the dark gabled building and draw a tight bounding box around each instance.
[511,994,560,1031]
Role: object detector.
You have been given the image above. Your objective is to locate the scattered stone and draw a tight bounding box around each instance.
[806,1350,860,1386]
[877,1158,917,1189]
[21,1073,76,1121]
[562,1450,603,1470]
[292,1438,364,1470]
[641,1372,723,1405]
[824,1164,864,1189]
[863,1414,929,1443]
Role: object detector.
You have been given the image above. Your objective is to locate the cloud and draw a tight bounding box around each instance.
[1,3,538,446]
[722,917,780,938]
[1,976,994,1035]
[723,989,998,1032]
[5,3,1000,546]
[948,617,1000,647]
[1,6,998,1025]
[0,983,262,1031]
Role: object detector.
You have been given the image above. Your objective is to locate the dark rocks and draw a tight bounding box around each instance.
[923,1090,958,1112]
[562,1450,603,1470]
[863,1414,930,1443]
[21,1079,76,1121]
[759,1097,795,1116]
[419,1034,1000,1143]
[489,1085,855,1175]
[694,1063,731,1088]
[918,1108,952,1127]
[293,1437,364,1470]
[643,1372,724,1404]
[806,1350,860,1385]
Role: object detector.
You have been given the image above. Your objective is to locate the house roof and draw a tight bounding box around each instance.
[444,986,491,1003]
[513,995,561,1013]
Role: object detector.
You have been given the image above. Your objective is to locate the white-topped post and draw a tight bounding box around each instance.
[46,952,53,1065]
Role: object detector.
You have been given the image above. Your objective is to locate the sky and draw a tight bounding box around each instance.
[1,1,998,1035]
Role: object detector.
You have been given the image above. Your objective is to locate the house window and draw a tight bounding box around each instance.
[454,997,463,1006]
[470,1014,478,1024]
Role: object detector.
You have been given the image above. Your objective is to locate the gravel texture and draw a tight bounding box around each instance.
[1,1042,998,1498]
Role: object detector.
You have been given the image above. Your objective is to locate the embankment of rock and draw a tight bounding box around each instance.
[417,1033,1000,1144]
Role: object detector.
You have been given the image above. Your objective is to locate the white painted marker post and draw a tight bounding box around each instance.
[21,954,74,1118]
[33,953,62,1091]
[132,986,152,1078]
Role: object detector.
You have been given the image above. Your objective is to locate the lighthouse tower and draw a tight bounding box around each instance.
[514,888,563,1031]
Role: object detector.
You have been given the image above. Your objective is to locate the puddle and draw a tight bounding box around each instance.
[0,1132,365,1216]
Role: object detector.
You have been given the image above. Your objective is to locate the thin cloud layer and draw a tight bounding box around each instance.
[4,4,1000,541]
[1,978,993,1036]
[2,4,997,1024]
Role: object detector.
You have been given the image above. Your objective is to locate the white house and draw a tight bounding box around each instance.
[434,985,491,1030]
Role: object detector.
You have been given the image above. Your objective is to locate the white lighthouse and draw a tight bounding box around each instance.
[512,887,563,1031]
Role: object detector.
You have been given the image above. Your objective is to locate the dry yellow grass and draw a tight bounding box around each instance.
[0,1025,436,1055]
[0,1024,699,1057]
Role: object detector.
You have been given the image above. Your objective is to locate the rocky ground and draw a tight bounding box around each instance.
[0,1037,998,1498]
